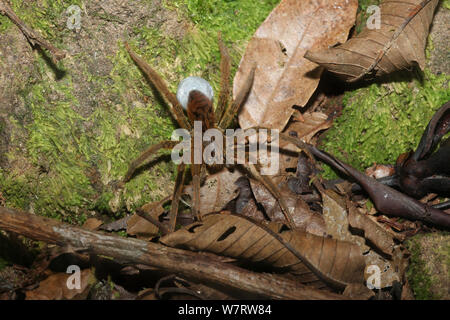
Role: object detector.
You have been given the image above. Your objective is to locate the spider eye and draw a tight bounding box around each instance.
[176,76,214,110]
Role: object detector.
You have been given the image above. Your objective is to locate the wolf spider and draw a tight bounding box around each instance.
[122,36,295,232]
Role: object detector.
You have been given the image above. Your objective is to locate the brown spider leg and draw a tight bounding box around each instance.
[231,127,297,228]
[124,42,192,131]
[122,140,178,184]
[218,65,256,129]
[168,162,186,233]
[191,163,204,222]
[215,33,231,121]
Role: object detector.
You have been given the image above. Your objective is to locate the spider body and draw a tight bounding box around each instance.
[186,90,216,130]
[122,37,296,231]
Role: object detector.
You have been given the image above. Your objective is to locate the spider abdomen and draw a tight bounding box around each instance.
[187,90,216,130]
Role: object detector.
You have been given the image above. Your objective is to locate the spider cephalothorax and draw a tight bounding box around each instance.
[122,36,295,231]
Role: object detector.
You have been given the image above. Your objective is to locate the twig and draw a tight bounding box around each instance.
[0,206,347,300]
[0,0,66,63]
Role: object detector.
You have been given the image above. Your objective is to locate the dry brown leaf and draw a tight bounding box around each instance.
[25,269,95,300]
[127,214,158,240]
[183,168,242,216]
[249,179,326,236]
[347,201,395,257]
[321,189,408,289]
[321,189,368,250]
[304,0,439,81]
[343,283,375,300]
[82,218,103,231]
[284,112,332,143]
[234,0,357,130]
[99,216,130,231]
[126,199,166,240]
[258,111,332,184]
[161,213,365,289]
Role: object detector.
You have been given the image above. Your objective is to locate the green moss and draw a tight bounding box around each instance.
[321,70,450,179]
[0,13,12,32]
[405,233,450,300]
[406,238,438,299]
[0,170,32,210]
[1,0,281,223]
[171,0,280,43]
[443,0,450,10]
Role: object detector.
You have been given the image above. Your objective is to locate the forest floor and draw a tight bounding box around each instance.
[0,0,448,299]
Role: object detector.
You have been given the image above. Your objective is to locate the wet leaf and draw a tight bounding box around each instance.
[234,0,357,130]
[396,101,450,198]
[161,213,365,289]
[304,0,439,81]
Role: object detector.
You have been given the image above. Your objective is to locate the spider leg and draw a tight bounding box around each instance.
[122,140,178,184]
[218,65,256,129]
[124,42,192,131]
[215,33,231,122]
[191,163,204,222]
[168,162,186,233]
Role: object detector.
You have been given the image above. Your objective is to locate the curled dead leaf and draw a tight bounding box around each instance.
[161,213,365,289]
[304,0,439,81]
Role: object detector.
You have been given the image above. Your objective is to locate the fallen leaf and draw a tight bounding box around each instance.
[258,111,332,185]
[183,168,243,215]
[304,0,439,81]
[284,112,332,143]
[249,179,326,236]
[343,283,375,300]
[127,200,166,240]
[99,216,130,232]
[365,164,395,179]
[161,213,365,289]
[25,269,95,300]
[321,189,405,289]
[321,189,368,250]
[347,200,395,257]
[234,0,357,130]
[82,218,103,231]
